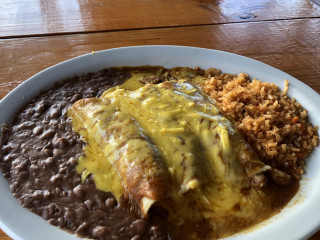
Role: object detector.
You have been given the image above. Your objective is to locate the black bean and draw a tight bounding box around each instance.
[40,130,55,140]
[3,154,16,162]
[43,190,52,199]
[95,195,104,207]
[42,149,53,157]
[84,200,94,210]
[120,226,129,233]
[61,191,68,197]
[30,164,39,172]
[49,108,60,119]
[11,167,21,176]
[105,197,117,209]
[35,146,42,152]
[43,157,55,166]
[53,149,63,158]
[48,203,60,215]
[17,171,28,181]
[151,236,163,240]
[92,72,104,78]
[9,182,19,192]
[58,166,67,174]
[41,119,49,125]
[97,89,106,97]
[67,157,77,167]
[32,190,43,200]
[58,101,67,109]
[34,178,40,185]
[72,178,81,186]
[61,109,68,119]
[1,144,13,154]
[52,137,68,149]
[131,235,141,240]
[21,148,28,154]
[92,226,111,238]
[73,185,85,199]
[49,119,58,127]
[70,93,82,103]
[11,159,26,169]
[42,207,51,220]
[26,108,35,116]
[47,218,57,225]
[50,174,63,183]
[54,187,62,195]
[64,210,75,222]
[44,142,53,149]
[57,217,66,227]
[76,222,89,235]
[84,88,96,97]
[130,219,147,234]
[68,137,77,146]
[35,101,46,113]
[150,226,162,236]
[16,121,36,131]
[17,130,32,139]
[33,112,40,118]
[75,206,86,220]
[58,124,66,131]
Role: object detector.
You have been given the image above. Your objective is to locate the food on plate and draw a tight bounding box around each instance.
[68,80,272,224]
[201,70,319,182]
[69,97,172,217]
[0,66,318,240]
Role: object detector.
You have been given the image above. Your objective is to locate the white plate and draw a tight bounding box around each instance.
[0,46,319,240]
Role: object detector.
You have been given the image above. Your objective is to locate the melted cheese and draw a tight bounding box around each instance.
[69,98,171,216]
[70,99,125,200]
[69,79,270,234]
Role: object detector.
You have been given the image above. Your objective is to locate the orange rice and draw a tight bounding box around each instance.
[201,69,319,179]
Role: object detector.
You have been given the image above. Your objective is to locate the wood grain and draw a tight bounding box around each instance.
[310,231,320,240]
[0,232,10,240]
[1,0,320,38]
[1,18,319,100]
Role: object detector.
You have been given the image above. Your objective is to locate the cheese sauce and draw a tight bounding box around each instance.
[68,73,285,239]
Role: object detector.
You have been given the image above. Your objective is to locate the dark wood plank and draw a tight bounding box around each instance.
[1,0,320,38]
[0,231,10,240]
[310,231,320,240]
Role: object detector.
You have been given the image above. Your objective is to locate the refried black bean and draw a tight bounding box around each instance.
[0,68,170,240]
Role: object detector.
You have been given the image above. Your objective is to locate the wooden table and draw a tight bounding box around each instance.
[0,0,320,239]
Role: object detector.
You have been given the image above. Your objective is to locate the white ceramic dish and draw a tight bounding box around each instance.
[0,46,319,240]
